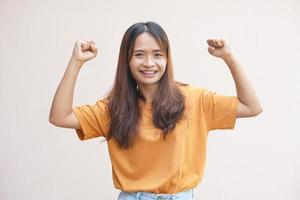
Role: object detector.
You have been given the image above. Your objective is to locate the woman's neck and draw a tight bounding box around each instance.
[138,83,158,104]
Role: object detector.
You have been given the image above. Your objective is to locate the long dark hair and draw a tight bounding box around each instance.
[106,21,185,149]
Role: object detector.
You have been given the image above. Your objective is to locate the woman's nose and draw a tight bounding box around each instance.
[143,56,155,67]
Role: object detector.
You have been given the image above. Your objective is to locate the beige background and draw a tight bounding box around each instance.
[1,0,299,199]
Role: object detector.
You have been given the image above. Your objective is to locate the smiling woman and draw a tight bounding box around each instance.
[49,21,262,200]
[107,22,186,150]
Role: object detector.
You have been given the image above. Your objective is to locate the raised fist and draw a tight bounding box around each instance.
[207,38,232,59]
[71,40,98,63]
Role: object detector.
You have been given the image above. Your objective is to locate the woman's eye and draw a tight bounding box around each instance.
[154,53,163,57]
[135,53,143,57]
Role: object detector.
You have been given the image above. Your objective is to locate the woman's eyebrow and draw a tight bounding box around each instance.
[133,49,144,52]
[133,49,162,52]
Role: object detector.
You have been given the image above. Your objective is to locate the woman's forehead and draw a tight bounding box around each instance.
[133,32,164,51]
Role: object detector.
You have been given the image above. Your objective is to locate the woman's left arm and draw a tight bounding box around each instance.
[207,39,263,118]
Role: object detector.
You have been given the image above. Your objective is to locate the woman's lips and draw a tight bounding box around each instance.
[140,70,157,77]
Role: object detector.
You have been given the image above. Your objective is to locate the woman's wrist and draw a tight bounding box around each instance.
[68,57,84,70]
[221,52,235,62]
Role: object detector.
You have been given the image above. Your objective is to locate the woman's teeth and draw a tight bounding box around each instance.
[141,70,156,74]
[140,70,157,77]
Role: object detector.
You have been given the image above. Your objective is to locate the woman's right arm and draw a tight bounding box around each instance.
[49,40,98,129]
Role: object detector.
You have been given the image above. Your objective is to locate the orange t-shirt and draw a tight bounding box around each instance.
[72,85,239,194]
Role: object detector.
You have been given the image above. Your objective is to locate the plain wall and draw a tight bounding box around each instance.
[1,0,299,199]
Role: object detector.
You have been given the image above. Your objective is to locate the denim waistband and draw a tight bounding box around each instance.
[120,188,194,200]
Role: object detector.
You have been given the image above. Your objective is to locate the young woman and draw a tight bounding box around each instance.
[49,22,262,200]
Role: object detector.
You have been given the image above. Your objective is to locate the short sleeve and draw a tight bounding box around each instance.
[201,89,239,131]
[72,99,110,140]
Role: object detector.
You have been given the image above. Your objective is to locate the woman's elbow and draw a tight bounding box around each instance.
[49,115,63,127]
[251,106,263,116]
[49,116,59,126]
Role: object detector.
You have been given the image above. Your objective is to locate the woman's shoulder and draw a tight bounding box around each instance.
[176,82,206,94]
[94,97,110,110]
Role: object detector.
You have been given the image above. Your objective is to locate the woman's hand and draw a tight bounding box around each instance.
[71,40,98,64]
[207,38,232,59]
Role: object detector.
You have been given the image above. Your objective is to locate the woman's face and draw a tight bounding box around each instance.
[129,32,167,89]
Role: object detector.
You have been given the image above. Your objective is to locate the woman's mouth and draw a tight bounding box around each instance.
[140,70,157,78]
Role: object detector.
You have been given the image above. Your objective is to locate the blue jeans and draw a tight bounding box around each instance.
[117,188,194,200]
